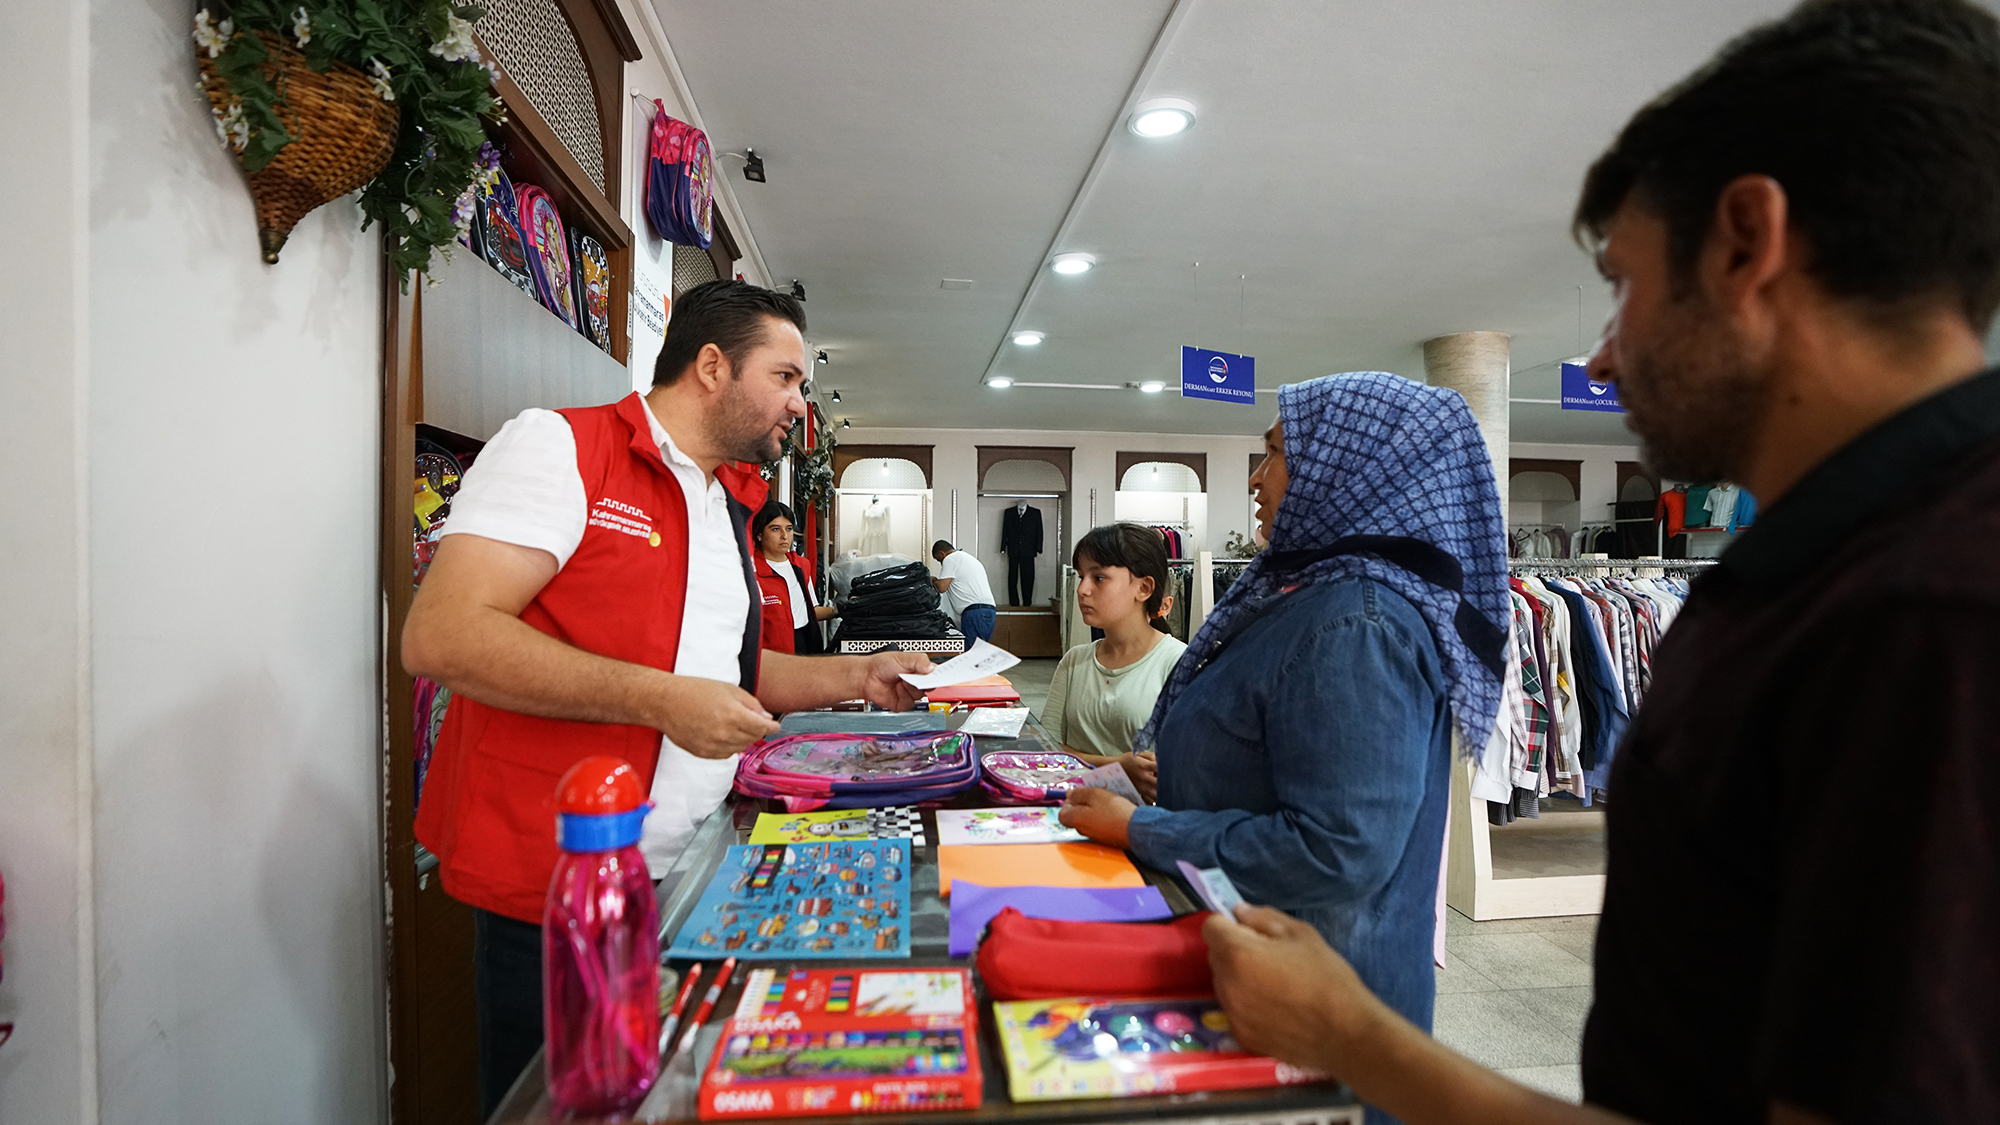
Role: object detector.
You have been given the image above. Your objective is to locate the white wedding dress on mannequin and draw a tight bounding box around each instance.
[859,498,893,555]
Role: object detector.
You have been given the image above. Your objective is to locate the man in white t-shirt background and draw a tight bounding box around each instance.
[403,280,931,1113]
[932,539,998,643]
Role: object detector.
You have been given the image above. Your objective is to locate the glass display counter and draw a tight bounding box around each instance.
[488,711,1363,1125]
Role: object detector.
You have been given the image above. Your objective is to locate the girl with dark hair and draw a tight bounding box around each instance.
[1040,523,1186,799]
[752,501,834,654]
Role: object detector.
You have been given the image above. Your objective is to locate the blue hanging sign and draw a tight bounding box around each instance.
[1560,362,1623,413]
[1181,346,1257,404]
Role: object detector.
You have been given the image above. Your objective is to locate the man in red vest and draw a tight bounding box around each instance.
[403,279,929,1112]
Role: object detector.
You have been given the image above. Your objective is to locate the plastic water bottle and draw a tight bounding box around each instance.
[544,756,662,1114]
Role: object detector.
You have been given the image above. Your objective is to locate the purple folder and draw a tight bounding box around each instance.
[946,881,1174,957]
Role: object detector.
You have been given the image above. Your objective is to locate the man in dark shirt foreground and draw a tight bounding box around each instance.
[1204,1,2000,1123]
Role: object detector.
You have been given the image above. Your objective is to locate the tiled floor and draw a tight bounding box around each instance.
[1007,657,1060,718]
[1434,907,1599,1102]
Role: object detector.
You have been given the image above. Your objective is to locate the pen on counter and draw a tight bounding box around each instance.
[657,963,705,1055]
[671,956,737,1058]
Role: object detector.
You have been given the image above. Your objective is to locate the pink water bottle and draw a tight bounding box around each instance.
[544,756,662,1114]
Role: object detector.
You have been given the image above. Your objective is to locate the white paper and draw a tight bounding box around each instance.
[897,638,1020,690]
[936,807,1086,846]
[1177,861,1247,919]
[956,707,1030,739]
[1076,761,1144,805]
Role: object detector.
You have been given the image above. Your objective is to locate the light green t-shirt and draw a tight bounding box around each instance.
[1041,634,1188,758]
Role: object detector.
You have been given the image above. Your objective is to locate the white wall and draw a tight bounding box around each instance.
[844,425,1267,572]
[0,0,91,1120]
[1,0,388,1120]
[1508,441,1641,533]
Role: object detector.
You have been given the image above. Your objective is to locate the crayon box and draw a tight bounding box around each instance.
[698,967,983,1119]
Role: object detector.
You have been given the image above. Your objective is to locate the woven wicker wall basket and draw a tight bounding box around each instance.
[198,33,400,263]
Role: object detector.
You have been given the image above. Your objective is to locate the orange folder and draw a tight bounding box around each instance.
[936,842,1146,896]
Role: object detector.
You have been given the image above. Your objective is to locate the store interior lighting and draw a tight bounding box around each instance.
[828,390,841,403]
[1012,331,1044,346]
[840,418,851,429]
[1138,380,1166,393]
[986,376,1014,389]
[1049,253,1095,275]
[815,349,829,364]
[1128,97,1197,138]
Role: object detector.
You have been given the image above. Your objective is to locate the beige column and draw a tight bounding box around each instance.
[1422,331,1511,514]
[1424,331,1515,921]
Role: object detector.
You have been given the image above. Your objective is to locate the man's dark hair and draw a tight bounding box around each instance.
[931,540,954,557]
[753,501,797,541]
[653,279,808,387]
[1072,523,1174,634]
[1575,0,2000,331]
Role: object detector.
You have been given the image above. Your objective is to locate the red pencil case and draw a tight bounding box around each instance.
[976,908,1213,1001]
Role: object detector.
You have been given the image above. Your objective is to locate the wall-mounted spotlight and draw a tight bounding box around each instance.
[815,349,829,365]
[840,418,852,429]
[829,390,842,404]
[742,149,766,183]
[789,280,806,302]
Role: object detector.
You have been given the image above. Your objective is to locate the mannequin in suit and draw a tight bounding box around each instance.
[1000,500,1043,606]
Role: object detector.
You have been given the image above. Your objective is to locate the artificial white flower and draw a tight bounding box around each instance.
[192,10,234,58]
[211,101,249,152]
[429,13,480,64]
[292,7,312,46]
[368,58,395,101]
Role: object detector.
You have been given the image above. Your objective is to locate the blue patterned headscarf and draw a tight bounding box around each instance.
[1136,372,1510,753]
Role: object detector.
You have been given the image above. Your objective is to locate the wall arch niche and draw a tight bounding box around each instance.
[1508,458,1581,558]
[1114,454,1208,558]
[976,447,1071,610]
[833,450,931,560]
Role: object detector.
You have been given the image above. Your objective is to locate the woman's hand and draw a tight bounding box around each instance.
[1118,750,1158,803]
[1057,786,1136,849]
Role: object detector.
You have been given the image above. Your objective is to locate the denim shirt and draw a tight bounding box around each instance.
[1127,576,1452,1037]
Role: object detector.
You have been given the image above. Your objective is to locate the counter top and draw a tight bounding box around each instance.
[489,712,1361,1125]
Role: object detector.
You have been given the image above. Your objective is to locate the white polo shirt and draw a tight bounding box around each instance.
[441,397,750,872]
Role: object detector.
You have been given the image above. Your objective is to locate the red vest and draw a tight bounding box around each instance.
[415,393,770,923]
[753,551,811,654]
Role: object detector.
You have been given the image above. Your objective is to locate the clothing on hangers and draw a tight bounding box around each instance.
[1475,563,1699,814]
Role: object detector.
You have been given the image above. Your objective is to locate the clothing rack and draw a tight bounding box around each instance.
[1509,557,1717,573]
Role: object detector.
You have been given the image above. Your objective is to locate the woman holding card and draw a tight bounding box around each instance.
[1040,523,1185,801]
[1060,373,1509,1109]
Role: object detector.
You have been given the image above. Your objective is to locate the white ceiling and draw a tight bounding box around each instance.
[651,0,1803,440]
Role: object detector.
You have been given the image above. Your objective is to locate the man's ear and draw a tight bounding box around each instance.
[689,341,730,392]
[1704,174,1791,316]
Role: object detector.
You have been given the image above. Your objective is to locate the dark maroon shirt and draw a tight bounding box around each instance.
[1582,369,2000,1124]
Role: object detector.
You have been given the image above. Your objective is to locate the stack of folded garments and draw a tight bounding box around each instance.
[831,560,960,643]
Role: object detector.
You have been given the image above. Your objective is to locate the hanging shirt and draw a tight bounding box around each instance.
[1706,484,1743,534]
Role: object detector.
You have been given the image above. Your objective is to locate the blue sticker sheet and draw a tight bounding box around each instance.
[666,840,911,960]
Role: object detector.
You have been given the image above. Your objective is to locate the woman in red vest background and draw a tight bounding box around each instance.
[752,501,834,654]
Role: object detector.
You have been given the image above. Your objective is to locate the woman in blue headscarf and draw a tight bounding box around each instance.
[1062,373,1509,1072]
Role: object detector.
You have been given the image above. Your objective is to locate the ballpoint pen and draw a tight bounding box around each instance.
[657,962,704,1055]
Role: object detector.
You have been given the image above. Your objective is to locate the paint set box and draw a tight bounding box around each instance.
[697,967,984,1119]
[991,995,1326,1102]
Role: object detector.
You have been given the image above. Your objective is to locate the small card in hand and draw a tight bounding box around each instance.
[1076,761,1144,805]
[1176,861,1247,920]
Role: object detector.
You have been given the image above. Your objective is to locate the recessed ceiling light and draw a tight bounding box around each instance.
[1013,331,1044,346]
[1050,253,1095,275]
[1138,380,1166,394]
[1128,97,1197,138]
[986,376,1014,389]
